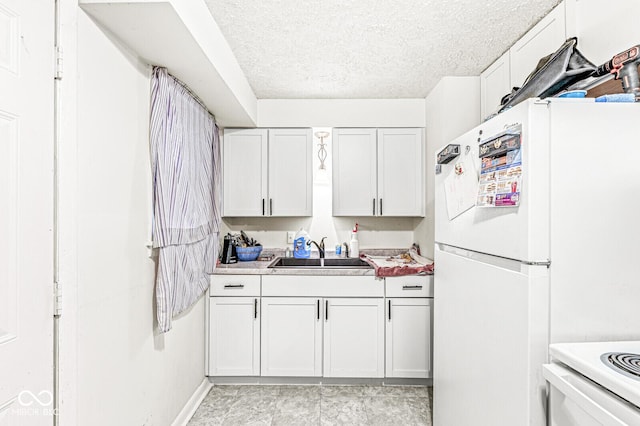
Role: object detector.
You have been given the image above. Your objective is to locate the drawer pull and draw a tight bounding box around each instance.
[402,285,423,290]
[388,299,391,321]
[317,299,320,321]
[254,298,258,319]
[223,284,245,289]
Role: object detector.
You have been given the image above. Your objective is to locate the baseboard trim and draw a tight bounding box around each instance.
[208,376,432,386]
[171,378,212,426]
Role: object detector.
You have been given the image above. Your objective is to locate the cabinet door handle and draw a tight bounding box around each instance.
[372,198,376,215]
[254,298,258,319]
[402,285,423,290]
[262,198,265,216]
[379,198,383,216]
[388,299,391,321]
[317,299,320,321]
[224,284,244,289]
[270,198,273,216]
[325,300,328,321]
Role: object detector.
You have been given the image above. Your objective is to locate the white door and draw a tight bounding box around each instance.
[332,128,377,216]
[433,99,550,262]
[480,50,510,120]
[509,3,566,88]
[222,128,267,216]
[0,0,54,423]
[261,297,322,377]
[268,128,312,216]
[433,245,549,426]
[377,128,424,216]
[323,298,384,378]
[209,297,260,376]
[385,298,432,378]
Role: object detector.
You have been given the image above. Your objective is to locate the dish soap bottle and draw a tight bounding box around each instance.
[349,223,359,258]
[293,228,311,258]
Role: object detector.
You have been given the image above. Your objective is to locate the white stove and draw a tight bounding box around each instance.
[544,341,640,426]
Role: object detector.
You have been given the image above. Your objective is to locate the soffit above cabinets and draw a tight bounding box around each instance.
[78,0,563,125]
[204,0,562,99]
[79,0,258,127]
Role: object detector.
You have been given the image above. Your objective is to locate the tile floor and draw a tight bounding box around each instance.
[188,385,433,426]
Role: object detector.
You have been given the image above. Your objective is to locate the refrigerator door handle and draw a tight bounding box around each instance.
[436,243,551,271]
[523,261,552,267]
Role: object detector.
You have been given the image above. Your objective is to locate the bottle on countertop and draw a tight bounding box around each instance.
[293,228,311,259]
[349,223,359,258]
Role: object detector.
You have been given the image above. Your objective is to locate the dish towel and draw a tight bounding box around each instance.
[150,67,221,332]
[362,248,434,277]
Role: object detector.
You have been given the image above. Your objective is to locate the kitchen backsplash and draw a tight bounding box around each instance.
[221,216,421,250]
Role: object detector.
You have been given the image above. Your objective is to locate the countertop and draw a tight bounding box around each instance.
[213,249,407,276]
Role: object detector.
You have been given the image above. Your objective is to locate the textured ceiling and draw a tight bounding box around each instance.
[205,0,561,99]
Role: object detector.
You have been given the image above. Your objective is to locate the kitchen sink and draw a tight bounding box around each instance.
[268,257,372,269]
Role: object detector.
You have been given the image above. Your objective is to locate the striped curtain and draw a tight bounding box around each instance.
[150,67,221,332]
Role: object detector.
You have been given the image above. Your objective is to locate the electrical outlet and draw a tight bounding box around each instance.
[287,231,295,244]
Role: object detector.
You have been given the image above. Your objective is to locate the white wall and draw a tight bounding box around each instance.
[414,77,480,259]
[59,8,205,425]
[221,127,422,251]
[257,99,426,128]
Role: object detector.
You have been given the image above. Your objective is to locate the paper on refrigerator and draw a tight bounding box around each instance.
[444,159,478,220]
[476,128,522,208]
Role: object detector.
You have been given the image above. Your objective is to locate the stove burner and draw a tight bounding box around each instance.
[601,352,640,381]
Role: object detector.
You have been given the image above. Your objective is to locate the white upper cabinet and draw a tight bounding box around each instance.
[333,128,424,217]
[332,128,378,216]
[480,51,511,120]
[222,128,312,217]
[480,2,567,121]
[509,3,567,89]
[267,129,313,216]
[377,128,424,217]
[564,0,640,66]
[223,128,268,217]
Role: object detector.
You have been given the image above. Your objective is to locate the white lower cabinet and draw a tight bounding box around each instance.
[385,298,432,378]
[260,297,323,377]
[209,296,260,376]
[323,298,385,378]
[385,275,434,378]
[208,274,430,380]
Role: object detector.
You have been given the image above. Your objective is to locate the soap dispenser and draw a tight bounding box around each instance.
[349,223,359,258]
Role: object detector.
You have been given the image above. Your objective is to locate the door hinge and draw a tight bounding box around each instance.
[55,46,63,80]
[54,281,62,316]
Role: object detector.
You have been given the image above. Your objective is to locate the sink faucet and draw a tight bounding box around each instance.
[343,242,350,258]
[308,237,327,259]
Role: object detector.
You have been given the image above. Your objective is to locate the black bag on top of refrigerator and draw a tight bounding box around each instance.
[498,37,596,113]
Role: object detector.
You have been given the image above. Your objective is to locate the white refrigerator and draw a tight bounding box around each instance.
[433,98,640,425]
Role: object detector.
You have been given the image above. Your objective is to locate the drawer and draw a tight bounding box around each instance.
[385,275,433,298]
[210,275,261,296]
